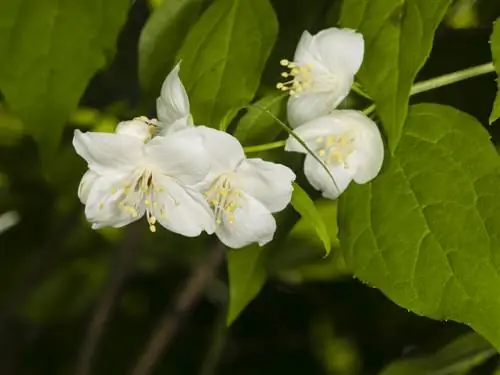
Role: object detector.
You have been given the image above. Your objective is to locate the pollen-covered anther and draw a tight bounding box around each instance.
[276,59,313,97]
[316,135,355,168]
[205,175,241,226]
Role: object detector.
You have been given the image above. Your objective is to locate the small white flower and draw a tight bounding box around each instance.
[194,127,296,249]
[73,120,215,236]
[156,62,194,135]
[277,27,364,128]
[285,110,384,199]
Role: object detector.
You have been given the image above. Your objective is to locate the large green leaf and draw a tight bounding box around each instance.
[379,332,495,375]
[138,0,206,94]
[0,0,130,156]
[339,0,452,152]
[339,103,500,349]
[233,93,287,145]
[490,18,500,124]
[178,0,278,126]
[226,245,267,325]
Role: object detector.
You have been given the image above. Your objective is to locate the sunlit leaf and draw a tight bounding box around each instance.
[379,332,495,375]
[178,0,278,126]
[138,0,206,94]
[339,103,500,349]
[0,0,130,158]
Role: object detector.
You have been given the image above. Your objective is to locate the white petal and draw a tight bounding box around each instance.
[236,158,296,213]
[156,63,191,128]
[333,110,384,183]
[314,28,364,76]
[304,154,353,199]
[115,119,152,142]
[153,176,215,236]
[157,116,193,136]
[85,174,143,229]
[285,114,346,153]
[294,30,315,63]
[215,193,276,249]
[196,126,246,174]
[0,211,19,235]
[286,72,352,128]
[73,130,143,175]
[78,170,99,204]
[145,127,211,185]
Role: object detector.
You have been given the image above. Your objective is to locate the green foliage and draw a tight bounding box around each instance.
[0,0,130,158]
[290,183,331,257]
[339,104,500,349]
[379,332,495,375]
[233,93,287,145]
[226,245,266,325]
[339,0,452,153]
[138,0,206,94]
[491,18,500,124]
[177,0,278,126]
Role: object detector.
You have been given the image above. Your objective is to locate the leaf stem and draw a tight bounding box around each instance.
[410,62,495,95]
[243,140,286,153]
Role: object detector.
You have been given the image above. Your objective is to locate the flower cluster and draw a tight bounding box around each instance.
[278,28,384,198]
[73,27,384,248]
[73,64,295,248]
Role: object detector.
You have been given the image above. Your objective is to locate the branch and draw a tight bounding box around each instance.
[75,223,142,375]
[129,242,226,375]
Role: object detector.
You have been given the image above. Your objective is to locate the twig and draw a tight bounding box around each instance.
[75,223,142,375]
[129,242,226,375]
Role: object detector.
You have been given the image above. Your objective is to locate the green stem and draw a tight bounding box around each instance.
[243,139,286,153]
[410,62,495,95]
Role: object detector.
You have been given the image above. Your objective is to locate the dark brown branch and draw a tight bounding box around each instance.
[75,223,142,375]
[129,242,226,375]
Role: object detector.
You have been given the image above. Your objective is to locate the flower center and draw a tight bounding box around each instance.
[113,169,177,232]
[133,116,158,141]
[276,59,313,96]
[204,175,242,225]
[316,134,355,168]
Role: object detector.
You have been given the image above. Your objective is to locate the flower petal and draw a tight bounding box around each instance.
[145,127,211,186]
[336,110,384,183]
[215,193,276,249]
[153,176,215,236]
[314,28,364,76]
[195,126,246,174]
[285,114,346,153]
[156,63,191,129]
[78,170,99,204]
[236,158,296,213]
[294,30,315,63]
[115,119,152,142]
[85,174,143,229]
[73,130,143,175]
[304,154,353,199]
[286,73,352,128]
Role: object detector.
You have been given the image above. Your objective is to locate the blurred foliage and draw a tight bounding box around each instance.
[0,0,499,374]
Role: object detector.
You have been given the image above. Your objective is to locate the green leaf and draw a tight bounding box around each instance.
[138,0,206,94]
[339,0,452,152]
[0,0,130,157]
[379,332,495,375]
[490,18,500,124]
[233,93,287,145]
[178,0,278,126]
[338,103,500,349]
[226,245,267,325]
[291,183,331,257]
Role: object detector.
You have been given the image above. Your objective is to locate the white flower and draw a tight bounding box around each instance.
[156,62,193,135]
[73,120,215,236]
[285,110,384,199]
[194,127,296,249]
[277,27,364,128]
